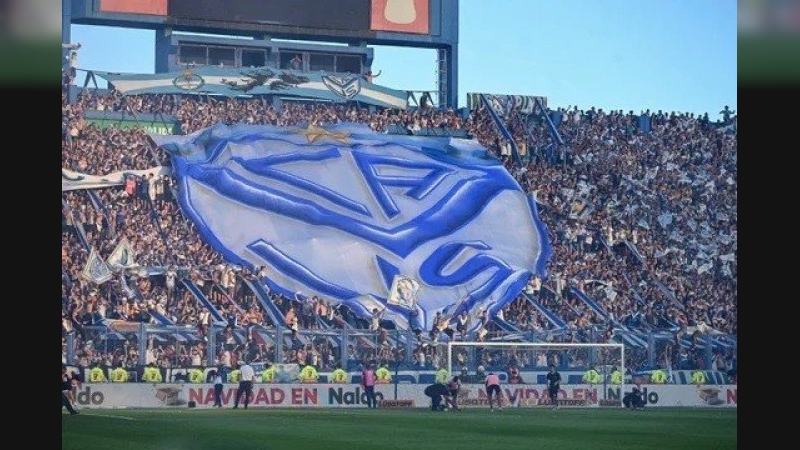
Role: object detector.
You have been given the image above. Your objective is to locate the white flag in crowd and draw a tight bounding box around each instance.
[81,247,113,284]
[107,237,138,271]
[387,275,420,310]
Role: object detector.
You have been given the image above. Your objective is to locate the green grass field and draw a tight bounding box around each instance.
[62,407,736,450]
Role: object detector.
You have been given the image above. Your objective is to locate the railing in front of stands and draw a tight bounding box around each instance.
[65,323,735,376]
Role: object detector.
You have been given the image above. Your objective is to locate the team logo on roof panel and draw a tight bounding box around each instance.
[322,75,361,99]
[173,69,205,91]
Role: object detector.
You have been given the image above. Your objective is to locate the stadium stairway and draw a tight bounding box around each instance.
[62,267,73,291]
[597,234,614,254]
[654,279,678,302]
[308,304,389,355]
[522,118,543,162]
[86,190,109,218]
[85,190,121,241]
[251,328,276,347]
[620,272,645,306]
[491,315,522,333]
[620,272,684,331]
[299,293,377,342]
[622,241,646,265]
[521,292,567,329]
[569,287,612,322]
[479,93,522,166]
[616,330,648,348]
[211,283,247,317]
[310,317,346,350]
[148,328,202,348]
[148,309,175,326]
[62,198,91,250]
[124,275,175,325]
[145,131,164,166]
[712,334,737,350]
[516,106,563,164]
[182,278,226,324]
[240,277,285,327]
[127,273,146,302]
[230,328,250,345]
[144,197,174,261]
[314,313,374,352]
[569,287,647,347]
[535,97,564,146]
[314,314,335,331]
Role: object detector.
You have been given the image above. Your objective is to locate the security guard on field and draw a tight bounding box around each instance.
[111,364,129,383]
[582,365,602,385]
[329,363,348,384]
[299,364,319,383]
[375,362,392,384]
[609,366,623,385]
[229,367,241,383]
[650,368,668,384]
[143,363,163,383]
[89,363,108,383]
[189,367,206,384]
[435,366,449,384]
[260,364,277,383]
[691,369,707,385]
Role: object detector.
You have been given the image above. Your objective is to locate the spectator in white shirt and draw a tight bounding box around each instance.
[369,307,385,331]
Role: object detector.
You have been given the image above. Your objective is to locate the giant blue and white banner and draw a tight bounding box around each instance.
[158,123,551,330]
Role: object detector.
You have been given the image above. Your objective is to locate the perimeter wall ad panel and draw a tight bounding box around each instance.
[69,383,737,409]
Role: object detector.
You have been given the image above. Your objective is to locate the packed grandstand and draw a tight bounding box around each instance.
[62,62,737,388]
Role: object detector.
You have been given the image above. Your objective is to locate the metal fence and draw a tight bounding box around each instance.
[64,323,735,375]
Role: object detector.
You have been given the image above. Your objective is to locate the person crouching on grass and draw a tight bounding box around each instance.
[424,382,451,411]
[62,364,79,415]
[484,371,502,411]
[447,375,462,411]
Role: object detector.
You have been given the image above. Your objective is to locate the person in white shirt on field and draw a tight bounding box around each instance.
[210,369,224,408]
[233,360,255,409]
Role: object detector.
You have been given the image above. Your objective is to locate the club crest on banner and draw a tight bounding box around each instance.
[159,123,551,330]
[173,69,205,91]
[82,247,113,284]
[322,75,361,99]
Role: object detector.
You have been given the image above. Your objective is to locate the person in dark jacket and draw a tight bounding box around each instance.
[424,382,450,411]
[623,378,646,410]
[62,364,79,415]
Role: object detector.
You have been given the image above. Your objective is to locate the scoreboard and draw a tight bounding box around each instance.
[168,0,373,32]
[76,0,451,42]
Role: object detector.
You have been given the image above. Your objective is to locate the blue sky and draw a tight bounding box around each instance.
[70,0,737,116]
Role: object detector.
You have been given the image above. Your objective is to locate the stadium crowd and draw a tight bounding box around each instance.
[62,80,736,380]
